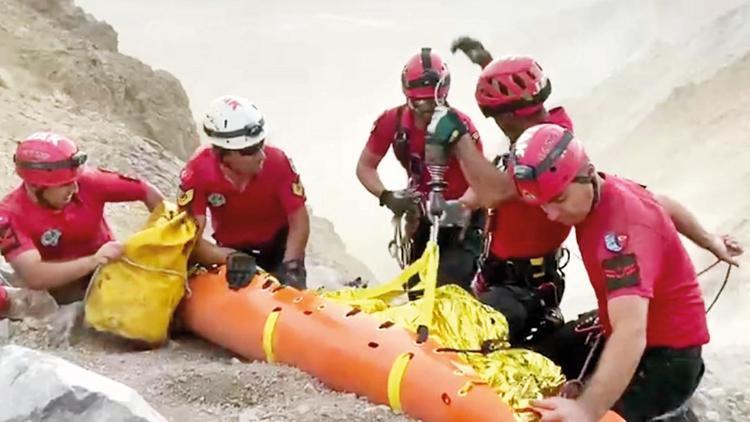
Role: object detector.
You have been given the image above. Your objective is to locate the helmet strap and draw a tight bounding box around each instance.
[25,184,57,209]
[580,166,600,213]
[421,47,432,72]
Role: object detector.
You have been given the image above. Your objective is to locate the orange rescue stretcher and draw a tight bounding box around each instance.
[180,267,624,422]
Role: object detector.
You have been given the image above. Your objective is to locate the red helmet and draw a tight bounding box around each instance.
[475,56,551,117]
[401,48,450,100]
[14,132,87,187]
[509,124,588,205]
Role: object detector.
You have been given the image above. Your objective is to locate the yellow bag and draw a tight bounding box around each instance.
[84,201,198,345]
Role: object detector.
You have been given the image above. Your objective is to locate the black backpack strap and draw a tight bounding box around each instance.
[392,105,410,169]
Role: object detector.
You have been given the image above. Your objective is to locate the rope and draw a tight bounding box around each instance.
[120,257,192,298]
[435,339,506,355]
[699,259,733,314]
[389,215,412,270]
[84,256,192,302]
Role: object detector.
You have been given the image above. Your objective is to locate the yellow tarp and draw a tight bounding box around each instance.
[84,201,198,345]
[321,241,565,419]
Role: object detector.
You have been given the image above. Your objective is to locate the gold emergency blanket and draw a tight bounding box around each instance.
[322,241,565,419]
[84,201,198,345]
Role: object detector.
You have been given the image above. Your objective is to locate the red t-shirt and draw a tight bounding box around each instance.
[576,174,709,348]
[179,145,306,247]
[365,105,482,200]
[0,285,8,314]
[488,107,573,259]
[0,168,148,262]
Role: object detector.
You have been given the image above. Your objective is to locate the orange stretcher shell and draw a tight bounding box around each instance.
[180,267,624,422]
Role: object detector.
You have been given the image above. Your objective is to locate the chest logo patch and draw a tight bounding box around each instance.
[208,193,226,207]
[40,229,62,247]
[604,232,628,253]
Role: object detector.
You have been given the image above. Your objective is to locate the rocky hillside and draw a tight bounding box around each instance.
[0,0,373,282]
[0,1,379,420]
[567,3,750,420]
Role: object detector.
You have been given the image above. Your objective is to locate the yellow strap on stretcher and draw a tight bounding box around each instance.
[387,352,414,412]
[416,242,439,335]
[262,309,281,363]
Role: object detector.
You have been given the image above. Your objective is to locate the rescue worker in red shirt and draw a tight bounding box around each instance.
[452,43,575,344]
[424,106,743,420]
[506,123,743,421]
[0,132,164,305]
[449,37,742,348]
[179,95,310,289]
[356,48,484,292]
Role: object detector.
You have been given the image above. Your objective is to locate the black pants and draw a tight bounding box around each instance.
[614,347,704,421]
[231,226,289,275]
[409,212,484,293]
[477,253,565,345]
[534,311,704,421]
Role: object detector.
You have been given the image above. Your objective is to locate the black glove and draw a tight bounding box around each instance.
[276,259,307,289]
[450,36,493,68]
[225,252,257,290]
[379,189,420,216]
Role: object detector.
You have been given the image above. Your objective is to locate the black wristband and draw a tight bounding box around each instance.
[378,190,392,207]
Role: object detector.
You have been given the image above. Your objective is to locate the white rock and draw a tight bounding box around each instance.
[238,408,262,422]
[0,345,166,422]
[707,387,725,398]
[0,319,11,340]
[704,411,721,421]
[0,67,14,90]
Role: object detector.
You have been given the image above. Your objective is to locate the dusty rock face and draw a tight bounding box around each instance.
[0,0,199,160]
[0,0,384,418]
[25,0,119,51]
[0,0,372,282]
[0,345,167,422]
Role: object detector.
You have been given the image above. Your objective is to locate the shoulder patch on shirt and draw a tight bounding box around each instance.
[292,180,305,198]
[603,253,641,292]
[207,193,226,207]
[604,232,628,253]
[0,219,21,256]
[98,167,140,183]
[177,188,194,207]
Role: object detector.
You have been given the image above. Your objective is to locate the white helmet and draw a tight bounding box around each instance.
[202,95,268,150]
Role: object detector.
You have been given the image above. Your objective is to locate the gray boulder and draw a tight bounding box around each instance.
[0,345,165,422]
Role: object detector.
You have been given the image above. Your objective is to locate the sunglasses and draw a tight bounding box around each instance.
[237,140,265,156]
[14,151,88,170]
